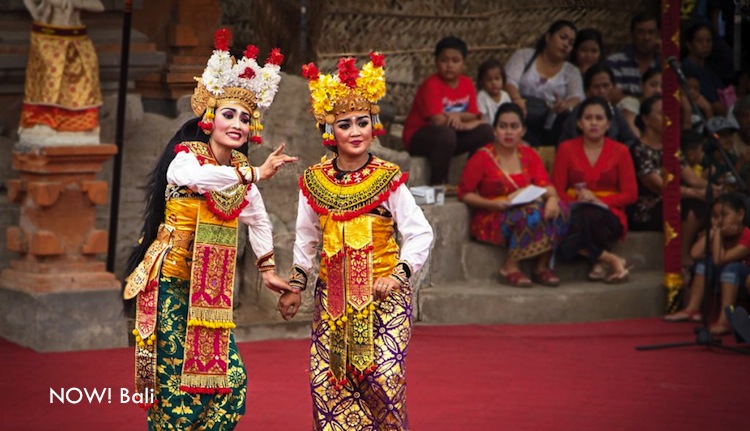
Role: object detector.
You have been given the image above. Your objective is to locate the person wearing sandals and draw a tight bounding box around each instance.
[552,96,637,283]
[665,193,750,336]
[458,103,569,287]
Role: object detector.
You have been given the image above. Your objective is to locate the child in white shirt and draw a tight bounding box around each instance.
[477,59,511,125]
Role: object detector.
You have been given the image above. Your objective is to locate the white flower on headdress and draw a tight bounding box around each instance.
[202,50,233,96]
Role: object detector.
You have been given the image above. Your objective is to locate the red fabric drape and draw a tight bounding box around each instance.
[662,0,683,311]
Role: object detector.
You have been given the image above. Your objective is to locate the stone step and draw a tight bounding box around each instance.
[417,269,665,325]
[420,200,665,284]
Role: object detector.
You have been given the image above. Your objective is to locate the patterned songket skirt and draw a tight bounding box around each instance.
[471,200,569,260]
[310,280,413,431]
[147,276,247,431]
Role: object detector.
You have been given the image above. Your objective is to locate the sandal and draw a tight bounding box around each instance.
[498,270,532,288]
[587,262,607,281]
[531,269,560,287]
[605,258,632,284]
[663,309,702,323]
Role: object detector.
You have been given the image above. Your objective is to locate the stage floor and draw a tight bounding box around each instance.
[1,318,745,430]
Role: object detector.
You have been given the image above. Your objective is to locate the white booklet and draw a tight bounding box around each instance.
[509,185,547,206]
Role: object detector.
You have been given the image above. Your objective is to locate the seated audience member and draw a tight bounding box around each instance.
[618,67,662,137]
[504,20,583,147]
[458,103,569,287]
[571,28,604,76]
[552,96,637,283]
[681,71,715,131]
[681,22,728,116]
[665,193,750,336]
[558,64,637,147]
[704,116,742,189]
[628,98,712,270]
[476,59,511,125]
[403,36,494,188]
[679,130,716,265]
[606,12,661,102]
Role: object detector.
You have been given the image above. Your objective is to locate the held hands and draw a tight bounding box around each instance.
[258,143,298,181]
[261,270,297,294]
[277,290,301,321]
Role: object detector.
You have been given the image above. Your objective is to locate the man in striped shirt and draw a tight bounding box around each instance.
[606,13,662,103]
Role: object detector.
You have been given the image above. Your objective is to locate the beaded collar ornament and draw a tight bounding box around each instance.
[191,28,283,144]
[302,52,386,146]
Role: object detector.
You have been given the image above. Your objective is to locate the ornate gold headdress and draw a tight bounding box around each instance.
[191,28,283,144]
[302,52,386,146]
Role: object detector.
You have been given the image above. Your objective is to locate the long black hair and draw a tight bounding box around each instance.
[121,116,208,311]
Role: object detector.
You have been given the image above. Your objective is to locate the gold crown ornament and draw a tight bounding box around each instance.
[302,52,386,147]
[191,28,284,144]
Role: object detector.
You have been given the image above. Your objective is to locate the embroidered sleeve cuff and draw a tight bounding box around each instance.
[256,251,276,272]
[288,264,308,291]
[238,166,261,184]
[389,261,412,287]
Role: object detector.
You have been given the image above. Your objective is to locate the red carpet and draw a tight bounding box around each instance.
[1,319,746,430]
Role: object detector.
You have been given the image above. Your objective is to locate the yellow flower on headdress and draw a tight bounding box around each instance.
[302,52,387,146]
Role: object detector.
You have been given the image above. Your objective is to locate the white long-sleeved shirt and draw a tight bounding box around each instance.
[292,184,434,276]
[166,150,274,259]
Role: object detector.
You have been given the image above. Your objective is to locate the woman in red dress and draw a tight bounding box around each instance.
[458,103,569,287]
[552,96,638,282]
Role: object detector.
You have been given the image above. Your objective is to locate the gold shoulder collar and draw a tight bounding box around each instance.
[174,141,250,220]
[300,156,408,221]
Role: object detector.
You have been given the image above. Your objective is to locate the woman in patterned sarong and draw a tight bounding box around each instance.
[122,29,297,430]
[278,53,434,430]
[458,103,569,287]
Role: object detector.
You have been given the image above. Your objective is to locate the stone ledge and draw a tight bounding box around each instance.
[0,285,128,352]
[418,270,665,325]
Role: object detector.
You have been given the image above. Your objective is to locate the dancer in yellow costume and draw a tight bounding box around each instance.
[123,29,297,430]
[278,53,434,430]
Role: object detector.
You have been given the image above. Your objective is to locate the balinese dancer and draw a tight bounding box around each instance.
[278,53,434,430]
[123,29,297,430]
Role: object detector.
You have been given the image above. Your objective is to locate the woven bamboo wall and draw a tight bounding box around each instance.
[224,0,658,116]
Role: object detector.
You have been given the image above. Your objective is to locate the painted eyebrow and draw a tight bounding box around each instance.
[219,107,250,117]
[336,115,370,125]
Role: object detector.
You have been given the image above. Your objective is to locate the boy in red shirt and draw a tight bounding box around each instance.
[403,36,494,188]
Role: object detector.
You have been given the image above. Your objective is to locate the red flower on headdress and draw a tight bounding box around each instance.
[369,51,385,68]
[302,63,319,81]
[213,28,231,51]
[239,67,255,80]
[267,48,284,66]
[337,57,359,88]
[243,44,259,59]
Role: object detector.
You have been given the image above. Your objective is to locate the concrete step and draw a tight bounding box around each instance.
[420,200,665,284]
[418,269,665,325]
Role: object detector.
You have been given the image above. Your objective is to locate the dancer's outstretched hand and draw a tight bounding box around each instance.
[258,143,298,180]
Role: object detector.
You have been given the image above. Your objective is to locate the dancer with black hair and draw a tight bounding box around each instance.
[122,29,296,429]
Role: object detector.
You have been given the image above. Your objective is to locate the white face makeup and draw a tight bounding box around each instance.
[332,111,373,161]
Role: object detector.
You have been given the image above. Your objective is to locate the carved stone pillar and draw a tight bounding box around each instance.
[134,0,221,100]
[0,144,127,351]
